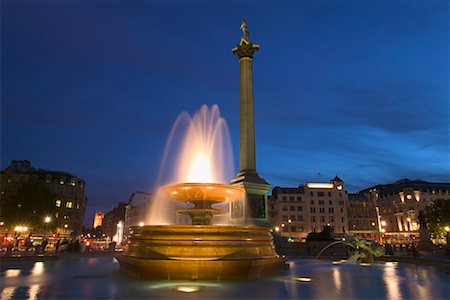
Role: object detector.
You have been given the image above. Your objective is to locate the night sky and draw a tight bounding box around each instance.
[2,0,449,226]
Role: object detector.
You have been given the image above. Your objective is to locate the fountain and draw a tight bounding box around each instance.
[115,105,286,280]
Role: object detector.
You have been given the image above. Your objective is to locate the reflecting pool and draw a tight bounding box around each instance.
[1,256,449,299]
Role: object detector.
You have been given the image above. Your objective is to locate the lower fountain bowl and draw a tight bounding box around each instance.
[116,225,287,280]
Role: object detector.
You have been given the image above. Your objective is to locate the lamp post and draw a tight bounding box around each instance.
[44,216,51,237]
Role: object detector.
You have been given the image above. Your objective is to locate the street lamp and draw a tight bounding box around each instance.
[44,216,51,236]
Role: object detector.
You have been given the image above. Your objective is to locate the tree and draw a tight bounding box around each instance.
[7,178,57,231]
[423,199,450,238]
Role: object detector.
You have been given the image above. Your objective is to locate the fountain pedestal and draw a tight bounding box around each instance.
[116,225,287,280]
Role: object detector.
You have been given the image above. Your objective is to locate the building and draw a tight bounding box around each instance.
[359,179,450,243]
[347,193,378,240]
[269,176,349,240]
[1,160,87,235]
[103,202,126,241]
[93,211,104,229]
[124,191,152,237]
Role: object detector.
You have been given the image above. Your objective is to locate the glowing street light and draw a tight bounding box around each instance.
[445,226,450,232]
[44,216,51,224]
[274,226,280,232]
[139,222,144,227]
[381,220,387,227]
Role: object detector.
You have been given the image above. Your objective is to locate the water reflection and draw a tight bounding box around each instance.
[4,269,21,277]
[28,284,40,299]
[383,265,401,300]
[31,262,45,275]
[332,267,342,292]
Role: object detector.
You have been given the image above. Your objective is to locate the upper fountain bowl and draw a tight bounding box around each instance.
[161,182,244,204]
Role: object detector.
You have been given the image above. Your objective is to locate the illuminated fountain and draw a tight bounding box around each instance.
[116,105,286,280]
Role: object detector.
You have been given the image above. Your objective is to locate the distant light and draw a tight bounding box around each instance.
[139,222,144,227]
[306,183,334,189]
[0,221,4,226]
[173,285,203,293]
[406,194,412,200]
[274,226,280,232]
[385,262,398,267]
[288,219,292,223]
[371,222,376,226]
[381,221,387,226]
[332,261,342,264]
[64,224,68,228]
[44,216,51,223]
[281,224,285,228]
[406,218,411,222]
[342,237,346,241]
[445,226,450,232]
[360,263,371,266]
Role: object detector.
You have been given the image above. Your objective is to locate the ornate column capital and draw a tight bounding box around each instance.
[232,40,260,59]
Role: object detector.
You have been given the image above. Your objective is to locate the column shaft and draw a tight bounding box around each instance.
[239,57,256,172]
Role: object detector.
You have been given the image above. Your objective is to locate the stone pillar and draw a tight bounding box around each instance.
[231,21,272,227]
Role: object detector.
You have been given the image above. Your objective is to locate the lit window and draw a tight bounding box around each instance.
[66,202,73,208]
[56,200,61,207]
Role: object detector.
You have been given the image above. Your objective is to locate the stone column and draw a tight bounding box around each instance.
[231,21,272,227]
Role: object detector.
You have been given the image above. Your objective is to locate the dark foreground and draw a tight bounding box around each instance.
[1,253,449,299]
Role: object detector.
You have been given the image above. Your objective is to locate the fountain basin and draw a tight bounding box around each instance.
[116,225,287,280]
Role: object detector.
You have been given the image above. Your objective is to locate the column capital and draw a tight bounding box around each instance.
[232,40,260,59]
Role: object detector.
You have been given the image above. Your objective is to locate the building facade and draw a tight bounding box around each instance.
[93,211,104,229]
[347,193,378,240]
[269,176,349,240]
[1,160,87,235]
[103,202,126,241]
[359,179,450,243]
[124,191,152,237]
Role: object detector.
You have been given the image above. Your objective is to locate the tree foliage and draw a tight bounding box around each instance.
[5,178,57,230]
[424,198,450,238]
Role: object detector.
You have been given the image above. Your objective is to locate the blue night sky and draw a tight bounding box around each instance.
[2,0,449,226]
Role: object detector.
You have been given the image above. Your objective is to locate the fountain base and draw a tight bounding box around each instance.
[116,225,287,280]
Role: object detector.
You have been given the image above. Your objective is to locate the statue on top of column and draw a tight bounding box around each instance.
[240,19,250,42]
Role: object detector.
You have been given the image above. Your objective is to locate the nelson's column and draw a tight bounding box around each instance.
[231,20,272,227]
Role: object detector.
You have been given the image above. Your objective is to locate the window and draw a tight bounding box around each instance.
[290,216,296,221]
[318,192,324,197]
[341,217,344,223]
[311,216,316,222]
[282,205,287,211]
[310,207,316,213]
[328,200,332,205]
[328,192,332,197]
[297,206,302,211]
[282,196,287,201]
[329,207,334,213]
[289,196,295,201]
[329,216,334,222]
[319,200,325,205]
[297,196,302,201]
[340,208,343,213]
[311,200,314,205]
[291,226,296,232]
[290,206,295,211]
[319,207,325,213]
[320,216,325,223]
[283,215,288,221]
[66,201,73,209]
[310,192,314,196]
[298,215,303,221]
[56,200,62,207]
